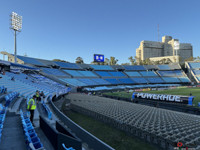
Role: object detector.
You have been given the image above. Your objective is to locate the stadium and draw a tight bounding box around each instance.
[0,51,200,150]
[1,1,200,150]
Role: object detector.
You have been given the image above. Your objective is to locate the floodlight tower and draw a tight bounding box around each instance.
[10,12,22,63]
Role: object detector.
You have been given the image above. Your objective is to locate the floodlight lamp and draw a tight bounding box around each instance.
[11,12,22,31]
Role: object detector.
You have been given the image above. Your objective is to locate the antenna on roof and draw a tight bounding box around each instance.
[157,24,160,42]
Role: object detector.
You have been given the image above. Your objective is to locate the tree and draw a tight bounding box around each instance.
[185,56,194,62]
[52,59,68,62]
[121,63,130,65]
[135,56,141,65]
[136,58,152,65]
[128,56,136,65]
[194,56,200,62]
[110,57,118,65]
[75,57,84,64]
[104,58,110,65]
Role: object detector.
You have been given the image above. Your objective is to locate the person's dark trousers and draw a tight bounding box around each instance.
[36,97,39,101]
[30,110,35,123]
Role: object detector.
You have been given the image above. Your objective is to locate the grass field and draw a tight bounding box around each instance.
[104,87,200,106]
[63,109,158,150]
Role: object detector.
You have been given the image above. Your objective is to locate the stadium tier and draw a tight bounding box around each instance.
[0,55,193,88]
[69,94,200,150]
[185,62,200,83]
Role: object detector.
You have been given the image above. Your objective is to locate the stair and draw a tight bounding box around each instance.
[0,112,27,150]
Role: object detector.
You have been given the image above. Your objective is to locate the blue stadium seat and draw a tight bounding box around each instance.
[178,77,191,83]
[197,76,200,81]
[42,68,68,76]
[174,70,184,76]
[131,77,148,83]
[0,107,6,142]
[77,79,98,86]
[162,77,181,83]
[118,78,135,84]
[62,143,75,150]
[54,62,81,69]
[90,65,114,70]
[16,55,45,66]
[90,78,111,85]
[108,71,126,77]
[59,78,86,86]
[157,65,171,70]
[20,110,44,150]
[63,70,83,77]
[193,70,200,76]
[42,101,52,120]
[123,65,146,71]
[4,92,19,107]
[139,71,158,77]
[95,71,112,77]
[77,71,98,77]
[124,71,141,77]
[159,70,184,77]
[147,77,164,83]
[189,62,200,69]
[158,71,176,76]
[105,79,121,84]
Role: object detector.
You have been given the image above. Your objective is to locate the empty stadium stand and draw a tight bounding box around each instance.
[2,55,191,90]
[68,93,200,150]
[186,62,200,83]
[0,55,198,149]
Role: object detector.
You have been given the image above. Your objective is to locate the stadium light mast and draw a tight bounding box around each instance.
[10,12,22,63]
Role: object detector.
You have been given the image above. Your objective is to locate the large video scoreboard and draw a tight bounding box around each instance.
[94,54,104,62]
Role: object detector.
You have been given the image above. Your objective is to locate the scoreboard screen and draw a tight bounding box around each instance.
[94,54,104,62]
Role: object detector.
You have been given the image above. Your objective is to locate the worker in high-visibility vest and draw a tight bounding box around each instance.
[27,95,37,124]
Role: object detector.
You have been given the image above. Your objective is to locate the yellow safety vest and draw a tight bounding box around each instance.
[27,99,36,110]
[36,92,39,98]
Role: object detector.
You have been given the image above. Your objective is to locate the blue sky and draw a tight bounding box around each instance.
[0,0,200,64]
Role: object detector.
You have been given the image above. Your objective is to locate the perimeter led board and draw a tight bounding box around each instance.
[132,92,194,104]
[94,54,104,62]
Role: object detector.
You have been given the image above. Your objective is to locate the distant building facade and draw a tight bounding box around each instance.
[136,36,193,63]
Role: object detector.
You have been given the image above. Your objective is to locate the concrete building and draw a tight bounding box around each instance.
[136,36,193,63]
